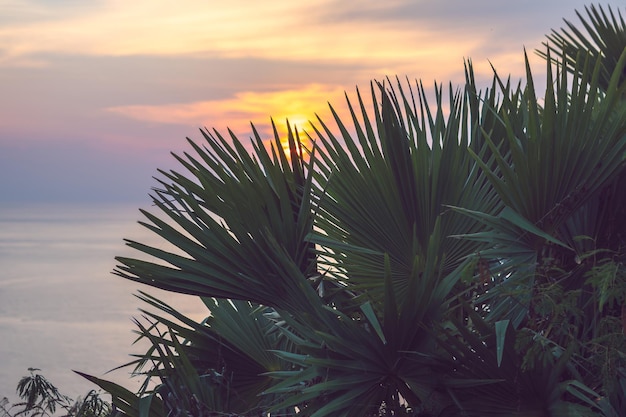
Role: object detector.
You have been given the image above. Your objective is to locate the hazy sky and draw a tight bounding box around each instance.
[1,1,622,203]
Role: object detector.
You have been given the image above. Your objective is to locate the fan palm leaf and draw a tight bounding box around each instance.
[541,4,626,91]
[311,77,500,312]
[114,123,323,315]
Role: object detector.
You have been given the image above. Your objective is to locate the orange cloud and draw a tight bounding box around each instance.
[106,84,348,138]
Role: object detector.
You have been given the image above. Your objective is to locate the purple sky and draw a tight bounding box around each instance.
[1,0,622,203]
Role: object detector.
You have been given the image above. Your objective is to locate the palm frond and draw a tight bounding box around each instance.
[114,123,322,315]
[541,4,626,91]
[311,77,499,311]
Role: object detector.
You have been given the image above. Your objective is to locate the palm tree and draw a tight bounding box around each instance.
[84,4,626,417]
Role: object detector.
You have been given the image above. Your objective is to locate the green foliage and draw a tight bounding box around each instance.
[80,4,626,417]
[1,369,111,417]
[66,392,112,417]
[541,4,626,90]
[15,368,72,417]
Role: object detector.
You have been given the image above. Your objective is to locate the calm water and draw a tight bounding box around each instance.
[0,203,208,402]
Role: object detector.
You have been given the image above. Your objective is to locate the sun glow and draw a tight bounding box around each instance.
[106,84,344,149]
[271,116,314,161]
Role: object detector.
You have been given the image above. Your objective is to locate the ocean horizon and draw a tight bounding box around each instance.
[0,202,208,403]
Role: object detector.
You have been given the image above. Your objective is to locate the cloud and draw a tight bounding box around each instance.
[0,0,620,73]
[0,1,311,58]
[4,0,598,96]
[0,0,482,66]
[106,84,350,137]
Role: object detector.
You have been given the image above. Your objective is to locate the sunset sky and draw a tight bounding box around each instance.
[1,0,622,203]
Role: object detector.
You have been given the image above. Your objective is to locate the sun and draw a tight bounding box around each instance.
[273,115,313,160]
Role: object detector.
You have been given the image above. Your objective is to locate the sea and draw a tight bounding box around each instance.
[0,203,208,403]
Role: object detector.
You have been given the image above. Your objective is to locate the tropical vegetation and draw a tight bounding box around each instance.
[83,4,626,416]
[1,368,111,417]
